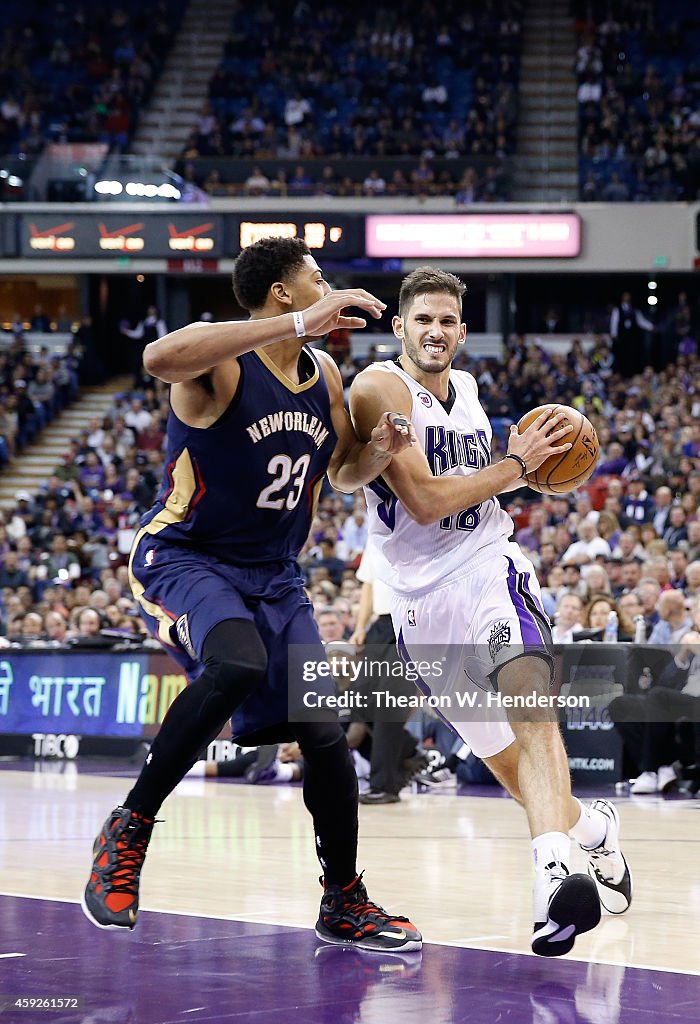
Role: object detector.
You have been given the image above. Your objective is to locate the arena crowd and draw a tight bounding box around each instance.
[0,315,698,668]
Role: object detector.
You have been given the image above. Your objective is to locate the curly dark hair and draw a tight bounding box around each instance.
[232,236,311,311]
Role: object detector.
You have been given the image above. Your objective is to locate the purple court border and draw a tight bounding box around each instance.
[0,894,698,1024]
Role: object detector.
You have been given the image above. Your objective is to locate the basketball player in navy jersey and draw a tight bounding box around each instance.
[82,237,422,952]
[350,267,632,957]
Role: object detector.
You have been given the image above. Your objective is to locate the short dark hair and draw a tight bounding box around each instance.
[398,266,466,319]
[232,236,310,311]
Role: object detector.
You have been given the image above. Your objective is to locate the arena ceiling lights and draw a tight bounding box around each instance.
[93,180,181,201]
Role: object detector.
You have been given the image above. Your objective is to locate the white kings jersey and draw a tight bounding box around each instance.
[362,360,514,595]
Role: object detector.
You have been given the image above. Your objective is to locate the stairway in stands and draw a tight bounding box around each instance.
[513,0,579,202]
[131,0,236,160]
[0,378,130,510]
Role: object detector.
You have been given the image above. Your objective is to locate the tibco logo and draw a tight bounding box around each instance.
[32,733,80,758]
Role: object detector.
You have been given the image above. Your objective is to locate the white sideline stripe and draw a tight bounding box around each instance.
[0,890,698,977]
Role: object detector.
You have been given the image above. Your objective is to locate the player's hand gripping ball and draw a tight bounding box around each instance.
[517,404,599,494]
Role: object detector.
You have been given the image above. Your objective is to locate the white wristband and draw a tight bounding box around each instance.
[292,310,306,338]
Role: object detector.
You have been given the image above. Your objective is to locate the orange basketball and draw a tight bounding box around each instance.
[516,404,599,495]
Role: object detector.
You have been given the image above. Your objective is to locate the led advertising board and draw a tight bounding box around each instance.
[366,213,581,258]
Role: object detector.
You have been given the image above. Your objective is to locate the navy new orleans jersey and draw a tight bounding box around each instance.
[141,346,337,564]
[130,345,338,739]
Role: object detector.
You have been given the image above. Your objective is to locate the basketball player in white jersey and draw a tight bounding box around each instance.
[350,267,632,957]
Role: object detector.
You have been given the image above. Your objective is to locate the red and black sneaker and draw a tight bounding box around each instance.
[315,873,422,952]
[81,806,155,930]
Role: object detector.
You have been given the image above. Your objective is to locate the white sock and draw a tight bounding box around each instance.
[274,761,295,782]
[569,798,607,850]
[532,832,571,924]
[532,831,571,874]
[186,760,207,777]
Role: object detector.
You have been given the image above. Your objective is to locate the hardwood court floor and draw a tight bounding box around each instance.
[1,763,698,979]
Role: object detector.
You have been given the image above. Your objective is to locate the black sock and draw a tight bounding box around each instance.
[294,722,358,888]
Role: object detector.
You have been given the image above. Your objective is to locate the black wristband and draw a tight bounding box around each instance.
[505,453,527,478]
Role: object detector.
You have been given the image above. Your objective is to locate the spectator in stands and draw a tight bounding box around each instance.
[685,562,700,599]
[288,165,313,195]
[421,79,448,110]
[315,607,346,644]
[551,593,585,643]
[601,172,630,201]
[610,293,654,377]
[663,506,688,548]
[21,611,44,640]
[621,476,654,526]
[669,549,688,591]
[309,538,347,588]
[55,306,73,332]
[123,397,153,436]
[646,555,673,591]
[648,590,692,645]
[136,414,164,452]
[515,505,547,554]
[362,170,387,196]
[610,596,700,794]
[44,610,70,644]
[75,606,103,638]
[30,305,51,333]
[0,550,29,591]
[338,508,368,567]
[244,167,271,196]
[120,307,168,381]
[561,562,588,599]
[617,590,645,636]
[562,520,611,564]
[284,92,312,127]
[652,486,674,537]
[43,534,81,584]
[79,451,107,492]
[581,564,612,599]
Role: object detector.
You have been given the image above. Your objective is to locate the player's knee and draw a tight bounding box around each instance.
[202,654,267,704]
[200,619,268,702]
[294,720,347,754]
[207,655,268,704]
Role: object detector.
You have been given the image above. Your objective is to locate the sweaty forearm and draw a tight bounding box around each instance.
[329,440,393,494]
[406,457,522,525]
[143,316,296,382]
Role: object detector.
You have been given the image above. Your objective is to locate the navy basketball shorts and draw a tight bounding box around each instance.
[129,534,330,742]
[392,542,554,759]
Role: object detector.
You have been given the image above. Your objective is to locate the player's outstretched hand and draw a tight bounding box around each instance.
[370,412,418,455]
[348,627,366,650]
[507,409,573,472]
[302,289,386,336]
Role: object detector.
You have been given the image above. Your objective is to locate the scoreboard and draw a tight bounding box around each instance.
[11,212,361,260]
[233,215,361,258]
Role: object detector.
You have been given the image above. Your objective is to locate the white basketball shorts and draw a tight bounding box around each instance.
[391,542,553,758]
